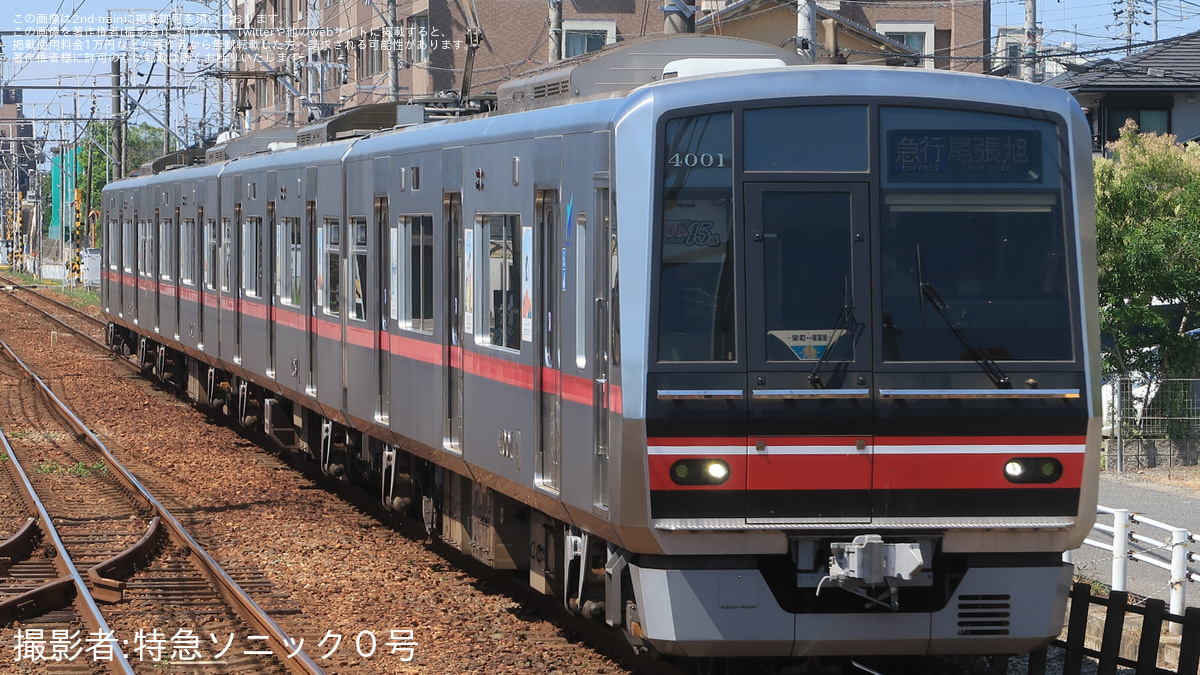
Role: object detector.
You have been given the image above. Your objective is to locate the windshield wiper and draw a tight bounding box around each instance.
[918,281,1011,388]
[809,278,852,387]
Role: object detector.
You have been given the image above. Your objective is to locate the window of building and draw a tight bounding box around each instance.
[1105,103,1171,143]
[563,20,616,58]
[256,81,269,111]
[878,21,934,68]
[409,15,429,63]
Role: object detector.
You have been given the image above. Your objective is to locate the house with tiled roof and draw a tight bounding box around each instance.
[1046,31,1200,150]
[696,1,919,66]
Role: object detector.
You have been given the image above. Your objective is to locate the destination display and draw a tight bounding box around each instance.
[887,129,1042,183]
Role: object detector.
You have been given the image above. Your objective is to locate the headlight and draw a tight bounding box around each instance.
[670,459,731,486]
[1002,457,1063,484]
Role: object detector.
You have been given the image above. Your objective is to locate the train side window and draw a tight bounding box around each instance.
[107,221,118,271]
[350,216,368,321]
[221,218,234,293]
[321,218,341,316]
[204,219,218,291]
[279,217,302,306]
[180,219,196,285]
[243,216,263,298]
[159,218,175,282]
[399,215,434,333]
[481,214,521,350]
[122,220,134,274]
[575,212,587,368]
[138,220,154,278]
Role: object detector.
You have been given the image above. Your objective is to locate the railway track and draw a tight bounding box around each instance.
[0,280,109,351]
[0,337,320,674]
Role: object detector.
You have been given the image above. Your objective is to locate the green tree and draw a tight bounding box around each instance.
[68,121,168,240]
[1096,120,1200,378]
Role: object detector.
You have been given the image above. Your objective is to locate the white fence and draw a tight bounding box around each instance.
[1071,506,1200,632]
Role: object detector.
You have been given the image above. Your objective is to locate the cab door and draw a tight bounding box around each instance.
[743,184,873,524]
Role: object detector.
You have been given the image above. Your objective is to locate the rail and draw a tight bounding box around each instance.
[0,338,325,674]
[0,428,137,674]
[1071,505,1200,633]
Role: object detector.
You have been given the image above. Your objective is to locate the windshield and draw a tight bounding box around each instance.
[880,193,1072,361]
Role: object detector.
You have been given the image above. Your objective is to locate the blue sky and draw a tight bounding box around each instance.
[995,0,1200,50]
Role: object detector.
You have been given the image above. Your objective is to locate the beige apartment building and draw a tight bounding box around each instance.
[231,0,990,130]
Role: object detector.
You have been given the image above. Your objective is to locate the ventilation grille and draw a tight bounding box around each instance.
[956,594,1011,635]
[532,79,571,99]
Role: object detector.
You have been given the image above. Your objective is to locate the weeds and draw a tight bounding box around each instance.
[33,460,109,477]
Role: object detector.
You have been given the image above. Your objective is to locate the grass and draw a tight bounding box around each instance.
[1,269,100,310]
[33,460,109,477]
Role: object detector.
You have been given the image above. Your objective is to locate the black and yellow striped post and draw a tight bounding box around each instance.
[70,188,83,285]
[10,193,22,272]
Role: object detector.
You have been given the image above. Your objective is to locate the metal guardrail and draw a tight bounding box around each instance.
[1071,506,1200,633]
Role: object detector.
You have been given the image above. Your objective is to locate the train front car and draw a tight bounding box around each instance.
[613,67,1099,657]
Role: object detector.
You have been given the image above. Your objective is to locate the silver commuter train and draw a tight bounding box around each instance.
[101,35,1101,659]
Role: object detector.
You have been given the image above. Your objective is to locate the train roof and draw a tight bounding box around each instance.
[493,34,804,114]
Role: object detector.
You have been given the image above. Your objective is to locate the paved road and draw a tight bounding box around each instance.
[1069,472,1200,607]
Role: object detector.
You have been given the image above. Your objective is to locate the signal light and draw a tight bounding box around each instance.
[670,459,731,486]
[1002,457,1063,484]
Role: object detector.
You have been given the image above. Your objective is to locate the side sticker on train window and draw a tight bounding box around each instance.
[769,329,846,361]
[464,228,475,334]
[521,226,533,342]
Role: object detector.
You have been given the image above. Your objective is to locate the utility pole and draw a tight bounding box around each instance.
[663,0,695,34]
[112,58,124,179]
[1023,0,1037,81]
[797,0,817,63]
[1124,0,1136,54]
[164,13,172,155]
[388,0,400,102]
[549,0,563,61]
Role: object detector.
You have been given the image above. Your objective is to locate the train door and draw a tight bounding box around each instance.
[592,187,612,508]
[742,183,873,524]
[235,204,244,363]
[535,190,561,491]
[174,207,182,339]
[122,215,134,321]
[201,215,218,352]
[267,200,277,377]
[444,192,464,451]
[375,197,390,422]
[219,207,240,364]
[195,206,206,347]
[153,209,162,332]
[305,200,318,395]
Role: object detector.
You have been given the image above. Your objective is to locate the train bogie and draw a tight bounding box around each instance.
[102,35,1099,660]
